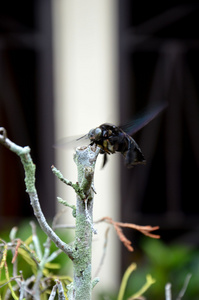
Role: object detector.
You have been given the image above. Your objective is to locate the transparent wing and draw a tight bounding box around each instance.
[54,134,89,150]
[120,102,167,136]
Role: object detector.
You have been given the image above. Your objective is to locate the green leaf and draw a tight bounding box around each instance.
[45,262,61,270]
[18,248,37,274]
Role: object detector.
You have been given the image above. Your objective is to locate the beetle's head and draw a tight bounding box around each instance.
[88,127,102,141]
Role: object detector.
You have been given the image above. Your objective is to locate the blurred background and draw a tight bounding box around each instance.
[1,1,199,299]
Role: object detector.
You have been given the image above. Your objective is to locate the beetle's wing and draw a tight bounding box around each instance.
[54,134,89,150]
[120,102,167,136]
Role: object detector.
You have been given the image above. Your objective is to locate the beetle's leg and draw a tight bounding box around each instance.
[102,153,108,168]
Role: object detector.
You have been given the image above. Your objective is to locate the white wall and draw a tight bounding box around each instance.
[52,0,120,297]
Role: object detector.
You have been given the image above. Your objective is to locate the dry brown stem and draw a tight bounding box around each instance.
[97,216,160,252]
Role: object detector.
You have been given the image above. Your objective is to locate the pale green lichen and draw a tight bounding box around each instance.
[71,146,100,299]
[73,264,92,299]
[92,277,100,289]
[20,152,36,194]
[57,197,76,217]
[52,166,86,199]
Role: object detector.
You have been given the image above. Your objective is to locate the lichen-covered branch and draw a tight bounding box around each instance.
[68,145,100,300]
[52,166,86,200]
[0,128,73,260]
[1,128,101,299]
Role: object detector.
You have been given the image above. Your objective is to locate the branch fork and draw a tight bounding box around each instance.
[0,127,161,300]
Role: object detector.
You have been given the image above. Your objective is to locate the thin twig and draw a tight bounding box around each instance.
[30,221,43,261]
[118,263,137,300]
[53,224,76,230]
[0,276,22,289]
[0,129,74,260]
[56,279,66,300]
[96,217,160,252]
[49,283,58,300]
[19,280,26,300]
[94,227,110,277]
[11,240,21,264]
[57,197,76,217]
[128,274,155,300]
[176,274,192,300]
[165,283,172,300]
[52,165,85,200]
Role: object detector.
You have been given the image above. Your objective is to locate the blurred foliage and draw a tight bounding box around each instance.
[2,221,199,299]
[117,262,155,300]
[0,220,72,299]
[125,238,199,299]
[98,238,199,300]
